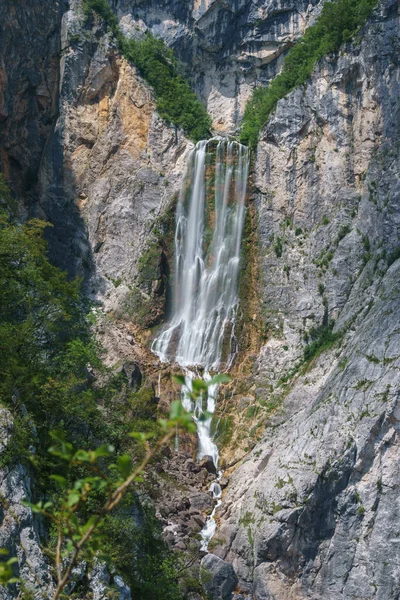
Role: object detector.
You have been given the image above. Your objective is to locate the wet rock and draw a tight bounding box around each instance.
[199,455,217,474]
[121,361,142,390]
[193,514,206,528]
[185,458,201,473]
[195,468,210,485]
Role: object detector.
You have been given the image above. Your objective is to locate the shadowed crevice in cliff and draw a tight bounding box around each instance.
[0,0,67,208]
[0,0,92,283]
[38,123,95,284]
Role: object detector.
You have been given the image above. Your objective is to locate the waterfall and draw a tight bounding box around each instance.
[152,137,249,550]
[152,138,249,370]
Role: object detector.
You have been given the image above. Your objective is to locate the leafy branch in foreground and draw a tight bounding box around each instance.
[0,550,19,586]
[23,401,195,600]
[241,0,378,148]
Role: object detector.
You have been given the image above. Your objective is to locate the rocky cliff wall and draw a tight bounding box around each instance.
[39,0,192,306]
[211,1,400,597]
[0,0,63,209]
[1,0,400,599]
[115,0,323,132]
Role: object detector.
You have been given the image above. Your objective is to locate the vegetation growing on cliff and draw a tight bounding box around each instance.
[83,0,212,142]
[241,0,378,148]
[0,176,201,599]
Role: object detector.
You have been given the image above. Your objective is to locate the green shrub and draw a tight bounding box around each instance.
[387,246,400,266]
[83,1,211,142]
[337,224,351,242]
[240,0,378,147]
[274,236,283,257]
[101,500,182,600]
[303,321,340,363]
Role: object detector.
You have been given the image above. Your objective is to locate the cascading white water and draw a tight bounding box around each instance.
[152,137,249,550]
[152,138,249,370]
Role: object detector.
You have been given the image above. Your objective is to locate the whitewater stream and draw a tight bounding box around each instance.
[152,137,249,551]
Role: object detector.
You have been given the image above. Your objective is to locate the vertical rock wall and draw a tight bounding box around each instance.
[0,0,63,207]
[212,1,400,598]
[115,0,324,132]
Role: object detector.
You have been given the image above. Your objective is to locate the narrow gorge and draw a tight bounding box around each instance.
[0,0,399,599]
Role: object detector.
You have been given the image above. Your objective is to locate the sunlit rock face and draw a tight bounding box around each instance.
[115,0,323,133]
[41,3,193,311]
[211,1,400,597]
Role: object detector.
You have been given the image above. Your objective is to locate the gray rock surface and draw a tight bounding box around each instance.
[201,553,239,600]
[0,409,54,600]
[116,0,324,132]
[1,0,400,599]
[39,0,192,304]
[211,1,400,597]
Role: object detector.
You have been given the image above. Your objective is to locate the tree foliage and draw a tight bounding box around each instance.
[24,403,195,600]
[83,0,212,142]
[241,0,378,147]
[0,176,231,599]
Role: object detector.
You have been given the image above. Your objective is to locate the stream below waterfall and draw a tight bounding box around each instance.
[152,137,249,551]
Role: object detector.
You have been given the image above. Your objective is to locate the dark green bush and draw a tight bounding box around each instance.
[303,321,339,362]
[241,0,378,147]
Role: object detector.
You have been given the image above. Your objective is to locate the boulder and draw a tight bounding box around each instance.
[201,554,238,600]
[199,455,217,474]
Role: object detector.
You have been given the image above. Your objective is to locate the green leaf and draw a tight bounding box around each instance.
[50,475,68,488]
[117,454,133,478]
[192,379,207,393]
[73,449,91,462]
[128,432,147,442]
[22,500,44,514]
[172,375,186,386]
[81,516,98,533]
[48,443,73,460]
[169,400,184,420]
[208,374,231,385]
[94,444,114,458]
[49,429,67,443]
[67,492,81,507]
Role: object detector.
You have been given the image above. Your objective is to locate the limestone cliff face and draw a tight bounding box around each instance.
[116,0,323,132]
[0,410,54,600]
[212,1,400,597]
[1,0,400,599]
[40,0,192,314]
